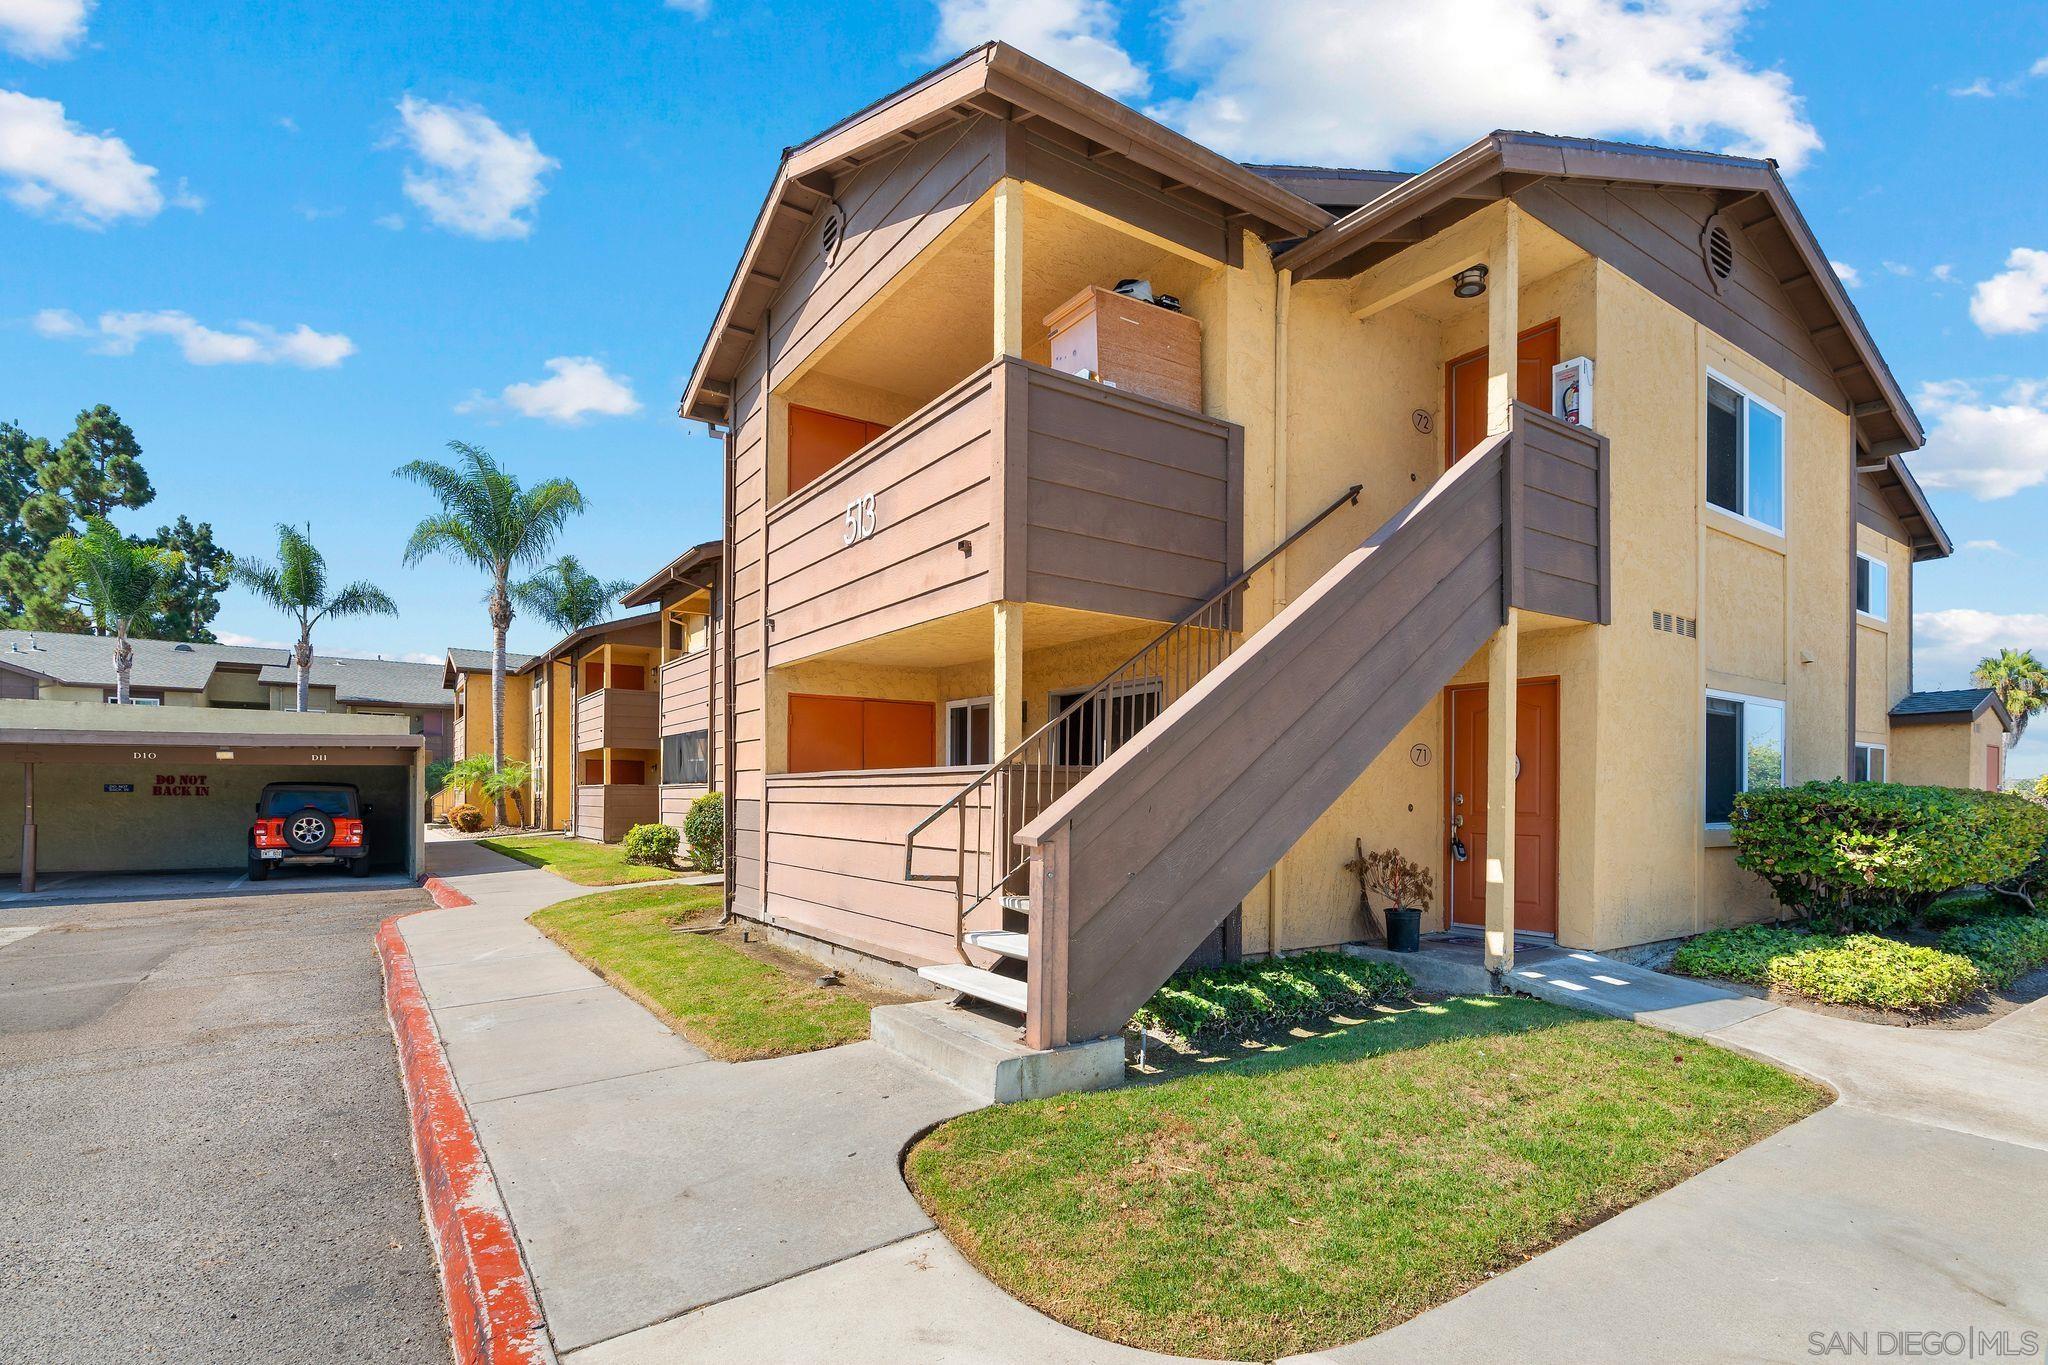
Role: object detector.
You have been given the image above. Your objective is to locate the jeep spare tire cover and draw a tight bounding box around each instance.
[285,807,334,853]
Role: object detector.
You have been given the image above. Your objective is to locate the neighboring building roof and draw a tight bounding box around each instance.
[441,647,540,688]
[621,539,722,608]
[256,655,449,709]
[1890,688,2013,731]
[1244,164,1410,214]
[0,629,286,693]
[528,610,664,668]
[680,42,1332,424]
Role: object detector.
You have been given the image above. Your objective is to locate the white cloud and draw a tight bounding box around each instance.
[40,309,356,368]
[934,0,1149,97]
[1949,78,1995,98]
[1962,539,2009,554]
[1915,608,2048,680]
[1881,260,1913,278]
[463,356,641,425]
[662,0,710,13]
[1135,0,1820,172]
[0,0,90,59]
[1831,260,1860,287]
[1932,263,1957,283]
[392,95,556,240]
[1970,248,2048,335]
[374,212,405,231]
[0,89,175,227]
[2035,55,2048,77]
[276,115,299,134]
[1913,378,2048,500]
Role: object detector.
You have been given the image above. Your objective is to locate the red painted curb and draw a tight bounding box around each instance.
[379,912,552,1365]
[419,874,477,909]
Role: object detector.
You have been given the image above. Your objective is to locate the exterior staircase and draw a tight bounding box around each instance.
[904,404,1609,1057]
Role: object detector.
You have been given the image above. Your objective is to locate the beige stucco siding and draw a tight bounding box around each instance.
[1892,710,2007,790]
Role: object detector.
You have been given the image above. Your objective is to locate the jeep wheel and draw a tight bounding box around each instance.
[284,808,334,854]
[351,855,372,878]
[248,856,269,882]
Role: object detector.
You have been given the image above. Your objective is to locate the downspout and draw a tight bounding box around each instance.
[1847,435,1860,776]
[1265,262,1292,958]
[720,423,738,915]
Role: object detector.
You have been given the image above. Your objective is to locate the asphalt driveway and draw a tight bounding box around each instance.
[0,878,447,1363]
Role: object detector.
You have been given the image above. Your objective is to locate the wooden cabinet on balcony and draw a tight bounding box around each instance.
[762,357,1243,668]
[575,687,659,753]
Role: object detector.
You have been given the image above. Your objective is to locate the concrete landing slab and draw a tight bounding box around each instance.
[1506,946,1779,1036]
[470,1038,977,1351]
[872,998,1126,1102]
[1343,941,1494,996]
[434,985,708,1103]
[565,1230,1189,1364]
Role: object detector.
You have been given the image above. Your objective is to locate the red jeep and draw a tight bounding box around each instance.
[249,782,373,880]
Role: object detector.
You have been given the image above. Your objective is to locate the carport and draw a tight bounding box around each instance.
[1,701,426,891]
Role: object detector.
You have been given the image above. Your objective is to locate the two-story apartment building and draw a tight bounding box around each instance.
[519,612,664,841]
[669,45,1983,1054]
[621,540,724,836]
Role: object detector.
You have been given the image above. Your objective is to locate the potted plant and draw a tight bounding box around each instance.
[1345,840,1435,953]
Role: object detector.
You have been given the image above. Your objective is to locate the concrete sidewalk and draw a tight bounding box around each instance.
[408,841,2048,1363]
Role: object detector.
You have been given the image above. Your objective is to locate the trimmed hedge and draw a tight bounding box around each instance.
[1131,951,1412,1042]
[1922,891,2032,931]
[447,803,485,833]
[1732,781,2048,933]
[683,792,724,872]
[1671,924,1984,1013]
[621,822,680,867]
[1940,916,2048,989]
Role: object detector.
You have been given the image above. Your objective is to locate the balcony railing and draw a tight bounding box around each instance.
[575,687,658,753]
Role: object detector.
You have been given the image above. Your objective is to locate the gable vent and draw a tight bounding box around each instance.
[820,203,846,267]
[1701,215,1736,293]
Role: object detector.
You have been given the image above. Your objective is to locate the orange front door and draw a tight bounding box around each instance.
[788,406,890,495]
[1446,679,1560,936]
[1444,319,1561,466]
[786,693,935,773]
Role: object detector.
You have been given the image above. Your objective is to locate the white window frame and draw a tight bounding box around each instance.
[1705,369,1787,535]
[1853,741,1887,783]
[1049,679,1164,767]
[945,696,994,768]
[1705,688,1787,827]
[1856,551,1889,622]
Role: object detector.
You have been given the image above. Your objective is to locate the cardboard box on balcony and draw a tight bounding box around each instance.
[1044,285,1203,413]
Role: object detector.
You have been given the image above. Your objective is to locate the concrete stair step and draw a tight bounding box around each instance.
[964,929,1028,960]
[918,963,1026,1013]
[1000,894,1031,914]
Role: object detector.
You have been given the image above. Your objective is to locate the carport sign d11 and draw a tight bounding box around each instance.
[152,772,210,797]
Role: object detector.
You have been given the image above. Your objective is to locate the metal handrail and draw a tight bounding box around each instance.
[903,482,1364,960]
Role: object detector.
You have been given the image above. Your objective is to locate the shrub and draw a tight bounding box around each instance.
[1922,890,2033,930]
[621,822,680,867]
[425,758,453,796]
[683,792,724,872]
[1672,923,1984,1012]
[447,803,485,833]
[1731,781,2048,933]
[1131,951,1412,1042]
[1939,915,2048,989]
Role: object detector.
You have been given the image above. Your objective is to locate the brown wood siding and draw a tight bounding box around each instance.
[1011,126,1241,264]
[1510,403,1610,624]
[1855,469,1910,541]
[659,784,712,828]
[1021,363,1242,622]
[574,688,658,753]
[764,366,1000,667]
[1521,182,1847,409]
[575,783,659,843]
[764,770,998,967]
[730,344,767,914]
[1021,411,1600,1046]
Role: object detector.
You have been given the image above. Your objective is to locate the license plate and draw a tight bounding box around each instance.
[260,849,284,860]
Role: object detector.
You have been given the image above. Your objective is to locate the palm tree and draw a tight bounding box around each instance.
[1974,647,2048,744]
[231,523,399,712]
[511,555,634,636]
[397,441,586,824]
[45,517,184,703]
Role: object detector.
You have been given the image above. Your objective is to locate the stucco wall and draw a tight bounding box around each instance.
[1892,712,2007,790]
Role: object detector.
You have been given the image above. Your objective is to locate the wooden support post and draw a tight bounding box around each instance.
[20,760,35,895]
[993,179,1024,360]
[1484,612,1520,979]
[1486,202,1522,437]
[993,601,1024,756]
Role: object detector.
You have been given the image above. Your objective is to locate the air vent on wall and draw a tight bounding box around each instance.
[1651,610,1697,638]
[820,203,846,267]
[1701,215,1735,293]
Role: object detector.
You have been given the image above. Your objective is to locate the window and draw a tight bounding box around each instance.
[1705,692,1785,824]
[1049,681,1162,767]
[1856,552,1889,620]
[1706,374,1785,532]
[104,691,163,706]
[663,730,709,785]
[946,698,992,767]
[1853,743,1886,783]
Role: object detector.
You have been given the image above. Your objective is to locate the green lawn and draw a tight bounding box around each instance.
[530,884,904,1060]
[480,834,685,886]
[906,997,1824,1359]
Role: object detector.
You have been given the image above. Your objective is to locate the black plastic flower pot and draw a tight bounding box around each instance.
[1384,906,1423,953]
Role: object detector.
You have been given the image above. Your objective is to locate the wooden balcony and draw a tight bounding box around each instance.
[574,783,659,843]
[575,687,658,753]
[763,357,1243,668]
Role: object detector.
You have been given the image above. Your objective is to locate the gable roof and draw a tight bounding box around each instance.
[1890,688,2012,731]
[621,539,722,608]
[441,647,540,688]
[0,629,286,692]
[1270,131,1945,558]
[256,655,448,709]
[679,43,1332,425]
[528,610,664,669]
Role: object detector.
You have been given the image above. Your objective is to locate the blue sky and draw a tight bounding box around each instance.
[6,1,2048,770]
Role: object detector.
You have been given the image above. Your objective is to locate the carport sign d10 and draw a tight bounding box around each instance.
[152,772,210,797]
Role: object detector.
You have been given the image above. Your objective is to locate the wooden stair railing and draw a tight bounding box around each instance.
[901,482,1365,965]
[1016,409,1608,1049]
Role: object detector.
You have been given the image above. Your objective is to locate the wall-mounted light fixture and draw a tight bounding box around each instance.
[1451,265,1489,299]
